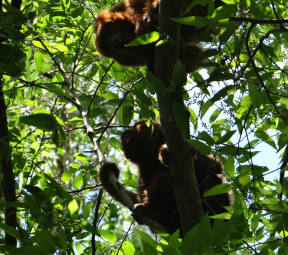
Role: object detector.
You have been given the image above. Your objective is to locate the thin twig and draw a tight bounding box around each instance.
[91,189,103,255]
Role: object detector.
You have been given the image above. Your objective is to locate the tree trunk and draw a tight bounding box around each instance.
[154,0,204,237]
[0,84,17,246]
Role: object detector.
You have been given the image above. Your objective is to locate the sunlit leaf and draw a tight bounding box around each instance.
[98,229,117,242]
[126,32,160,46]
[187,139,211,155]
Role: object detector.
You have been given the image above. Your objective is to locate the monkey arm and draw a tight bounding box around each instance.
[99,162,169,233]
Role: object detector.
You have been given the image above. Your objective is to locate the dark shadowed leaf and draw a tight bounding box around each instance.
[211,85,235,103]
[172,59,187,87]
[248,83,261,108]
[173,102,188,138]
[147,71,166,97]
[19,113,57,130]
[180,214,211,255]
[35,230,57,253]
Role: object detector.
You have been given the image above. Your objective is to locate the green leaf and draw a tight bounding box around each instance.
[62,172,72,182]
[201,49,218,59]
[230,203,248,239]
[147,71,166,97]
[187,139,211,155]
[239,165,251,186]
[207,0,215,16]
[209,212,231,220]
[43,83,65,96]
[204,183,232,196]
[275,180,282,194]
[123,179,137,188]
[138,231,157,255]
[57,232,67,249]
[71,6,84,17]
[24,194,41,216]
[211,4,238,21]
[255,130,277,150]
[126,32,160,46]
[189,108,197,129]
[80,220,98,235]
[118,105,133,126]
[98,229,117,242]
[218,130,236,143]
[68,199,79,215]
[57,125,66,140]
[261,44,278,58]
[102,92,118,99]
[219,145,247,156]
[200,100,213,117]
[257,186,274,196]
[209,109,221,123]
[207,69,230,81]
[209,219,230,244]
[133,90,152,106]
[251,212,261,231]
[180,214,211,254]
[219,21,241,43]
[166,230,181,249]
[67,116,83,123]
[172,59,187,87]
[108,137,122,151]
[19,113,57,130]
[76,242,84,254]
[198,131,215,146]
[35,230,57,253]
[157,243,180,255]
[239,151,260,164]
[261,217,276,234]
[183,0,211,15]
[210,85,235,103]
[72,172,83,189]
[122,241,135,255]
[248,83,261,108]
[172,16,207,28]
[43,173,67,199]
[0,222,25,243]
[224,157,235,177]
[75,153,90,164]
[50,42,68,52]
[173,102,188,138]
[258,198,280,205]
[236,96,251,118]
[212,119,227,126]
[34,51,44,72]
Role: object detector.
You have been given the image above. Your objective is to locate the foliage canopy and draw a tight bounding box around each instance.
[1,0,288,254]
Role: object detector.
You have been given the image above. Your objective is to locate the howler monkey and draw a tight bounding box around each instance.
[99,120,232,234]
[94,0,225,73]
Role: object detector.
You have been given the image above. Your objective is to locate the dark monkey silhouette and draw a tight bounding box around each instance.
[94,0,225,73]
[99,120,232,234]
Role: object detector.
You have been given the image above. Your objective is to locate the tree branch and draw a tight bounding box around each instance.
[91,189,103,255]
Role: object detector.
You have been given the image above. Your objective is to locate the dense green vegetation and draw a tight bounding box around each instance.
[1,0,288,254]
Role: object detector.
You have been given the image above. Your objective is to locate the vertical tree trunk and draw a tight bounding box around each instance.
[154,0,204,237]
[0,0,22,245]
[0,84,17,246]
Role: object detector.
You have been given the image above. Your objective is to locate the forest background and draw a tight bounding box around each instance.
[1,0,288,254]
